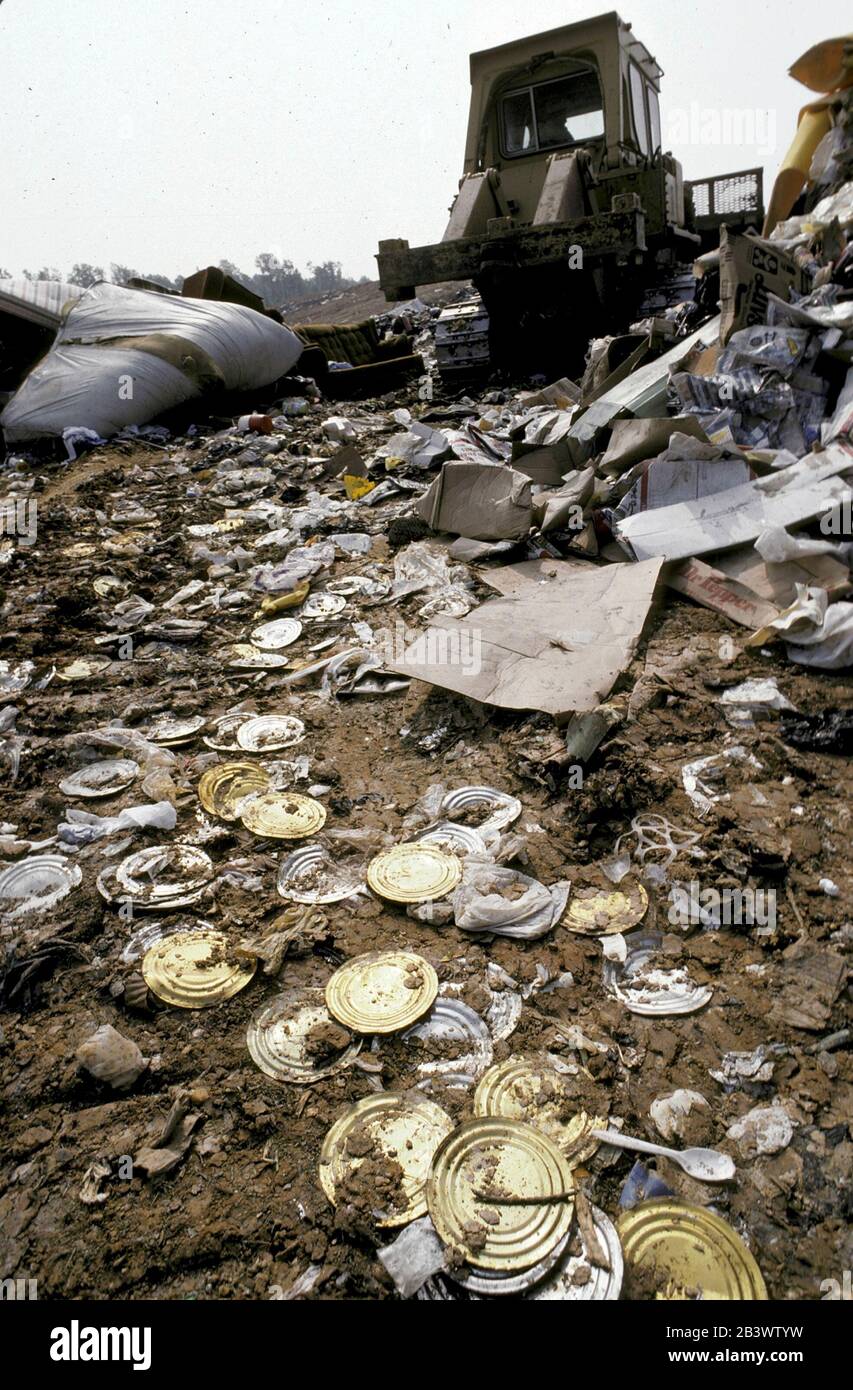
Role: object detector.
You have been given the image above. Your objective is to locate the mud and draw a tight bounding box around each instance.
[0,403,851,1302]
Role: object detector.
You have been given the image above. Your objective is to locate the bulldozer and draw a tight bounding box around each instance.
[376,11,764,380]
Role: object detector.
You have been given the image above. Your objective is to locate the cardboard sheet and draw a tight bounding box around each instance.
[415,461,533,541]
[614,444,853,562]
[387,557,664,720]
[568,316,721,451]
[719,228,809,345]
[600,416,709,476]
[712,544,852,606]
[666,558,780,628]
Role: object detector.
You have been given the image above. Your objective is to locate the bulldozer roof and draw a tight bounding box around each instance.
[469,11,663,91]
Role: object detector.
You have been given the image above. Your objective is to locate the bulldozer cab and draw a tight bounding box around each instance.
[458,12,664,230]
[376,11,763,377]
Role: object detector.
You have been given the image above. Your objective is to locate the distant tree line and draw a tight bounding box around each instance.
[0,255,369,303]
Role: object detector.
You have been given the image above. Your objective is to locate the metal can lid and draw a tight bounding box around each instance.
[402,997,493,1091]
[250,618,302,650]
[326,950,439,1034]
[228,644,290,670]
[414,822,488,856]
[565,876,649,935]
[0,855,81,914]
[115,844,213,908]
[367,843,462,903]
[276,843,364,904]
[319,1092,453,1227]
[473,1057,604,1163]
[57,656,113,682]
[236,715,305,752]
[59,758,138,799]
[239,791,326,839]
[616,1199,768,1300]
[440,785,521,833]
[301,592,347,618]
[142,928,256,1009]
[144,715,207,746]
[529,1206,624,1300]
[429,1204,624,1300]
[247,989,361,1083]
[198,762,270,820]
[202,712,256,751]
[427,1117,575,1272]
[604,933,713,1016]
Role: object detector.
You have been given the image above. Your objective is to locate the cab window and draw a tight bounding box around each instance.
[629,64,650,156]
[648,85,662,152]
[501,70,605,157]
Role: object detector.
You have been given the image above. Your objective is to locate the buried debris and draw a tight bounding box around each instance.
[2,17,852,1309]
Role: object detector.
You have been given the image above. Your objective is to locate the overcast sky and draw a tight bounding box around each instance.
[0,0,848,282]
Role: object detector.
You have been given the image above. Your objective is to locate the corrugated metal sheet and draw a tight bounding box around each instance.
[0,278,81,328]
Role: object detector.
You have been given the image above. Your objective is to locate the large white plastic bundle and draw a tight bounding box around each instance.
[1,282,303,441]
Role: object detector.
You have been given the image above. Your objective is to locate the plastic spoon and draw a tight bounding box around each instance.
[591,1129,736,1182]
[473,1132,736,1205]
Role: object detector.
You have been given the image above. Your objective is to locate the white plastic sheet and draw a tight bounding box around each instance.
[1,282,302,441]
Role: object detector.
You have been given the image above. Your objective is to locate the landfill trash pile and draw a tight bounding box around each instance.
[0,38,851,1304]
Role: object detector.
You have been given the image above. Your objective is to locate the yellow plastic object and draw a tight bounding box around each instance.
[789,35,853,93]
[763,104,832,235]
[257,580,310,616]
[344,473,376,500]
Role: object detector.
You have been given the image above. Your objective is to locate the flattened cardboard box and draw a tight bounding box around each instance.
[387,556,664,721]
[415,461,533,541]
[720,227,810,346]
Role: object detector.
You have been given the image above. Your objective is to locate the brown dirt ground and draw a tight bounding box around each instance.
[0,404,851,1302]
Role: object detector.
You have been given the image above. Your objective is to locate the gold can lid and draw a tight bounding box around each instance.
[366,843,462,903]
[617,1200,768,1300]
[198,762,270,820]
[474,1057,604,1164]
[142,928,256,1009]
[326,950,438,1034]
[319,1092,453,1227]
[427,1117,575,1272]
[57,656,112,682]
[239,791,326,839]
[565,877,648,935]
[247,989,361,1084]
